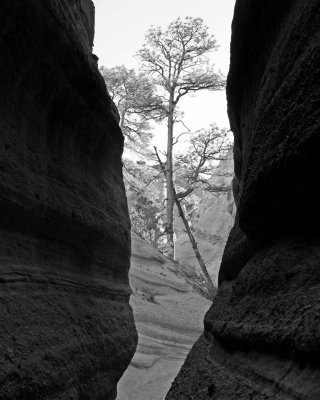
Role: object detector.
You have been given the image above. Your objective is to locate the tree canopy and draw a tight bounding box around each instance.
[137,16,226,258]
[100,65,163,153]
[137,17,225,105]
[99,17,232,296]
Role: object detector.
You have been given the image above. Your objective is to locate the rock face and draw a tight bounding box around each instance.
[166,0,320,399]
[0,1,137,399]
[117,234,211,400]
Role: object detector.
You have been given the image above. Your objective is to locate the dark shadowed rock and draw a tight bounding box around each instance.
[0,1,137,399]
[228,0,320,242]
[166,0,320,398]
[217,214,260,285]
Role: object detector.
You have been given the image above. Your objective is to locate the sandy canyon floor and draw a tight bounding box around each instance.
[117,234,211,400]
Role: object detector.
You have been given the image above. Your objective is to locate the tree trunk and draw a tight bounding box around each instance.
[174,188,215,299]
[165,92,175,259]
[120,110,126,131]
[154,146,215,297]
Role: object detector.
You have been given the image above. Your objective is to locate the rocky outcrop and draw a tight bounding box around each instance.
[166,0,320,398]
[117,234,211,400]
[0,1,136,399]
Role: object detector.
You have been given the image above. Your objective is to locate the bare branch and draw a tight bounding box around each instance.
[175,187,194,199]
[172,131,189,146]
[176,120,191,132]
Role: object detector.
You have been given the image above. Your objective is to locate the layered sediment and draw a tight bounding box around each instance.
[0,1,137,399]
[166,0,320,398]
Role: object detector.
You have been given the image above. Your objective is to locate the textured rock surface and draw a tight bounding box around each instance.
[0,1,136,399]
[228,0,320,242]
[166,0,320,399]
[117,234,210,400]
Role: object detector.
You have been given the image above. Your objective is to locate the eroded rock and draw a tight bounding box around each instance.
[0,1,137,399]
[166,0,320,398]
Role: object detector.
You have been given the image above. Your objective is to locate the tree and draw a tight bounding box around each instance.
[138,17,225,258]
[130,194,164,247]
[154,125,231,297]
[99,65,163,154]
[124,158,168,252]
[100,66,170,253]
[174,124,232,196]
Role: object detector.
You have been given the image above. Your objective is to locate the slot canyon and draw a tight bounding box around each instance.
[0,1,320,399]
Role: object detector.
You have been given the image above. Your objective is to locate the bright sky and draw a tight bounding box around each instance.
[93,0,236,150]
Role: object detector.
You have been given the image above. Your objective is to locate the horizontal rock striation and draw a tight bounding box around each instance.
[0,1,137,399]
[166,0,320,398]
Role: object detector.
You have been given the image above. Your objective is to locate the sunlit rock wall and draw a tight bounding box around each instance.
[0,1,137,399]
[166,0,320,398]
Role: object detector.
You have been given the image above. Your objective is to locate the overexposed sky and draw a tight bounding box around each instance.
[93,0,236,149]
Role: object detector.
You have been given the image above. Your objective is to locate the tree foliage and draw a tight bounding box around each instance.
[153,125,231,297]
[137,16,226,257]
[123,158,167,251]
[99,19,232,293]
[100,65,163,153]
[138,17,225,103]
[175,124,232,197]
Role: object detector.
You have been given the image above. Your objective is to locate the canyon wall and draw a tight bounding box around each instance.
[0,1,137,399]
[166,0,320,398]
[117,233,210,400]
[175,154,235,284]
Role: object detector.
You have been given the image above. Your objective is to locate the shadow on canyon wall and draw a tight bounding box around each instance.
[1,1,320,400]
[166,0,320,399]
[0,1,136,399]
